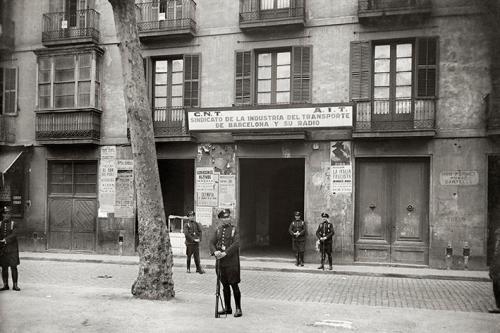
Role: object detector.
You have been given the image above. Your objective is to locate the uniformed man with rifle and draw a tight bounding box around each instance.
[210,209,242,318]
[316,212,334,271]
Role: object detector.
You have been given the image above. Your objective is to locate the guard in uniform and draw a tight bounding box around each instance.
[288,211,306,266]
[0,206,20,291]
[183,211,205,274]
[316,212,334,270]
[209,209,242,318]
[489,228,500,313]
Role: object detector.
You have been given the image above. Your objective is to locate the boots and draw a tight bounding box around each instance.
[0,267,8,290]
[233,284,242,318]
[11,267,20,291]
[299,252,304,266]
[218,286,232,315]
[196,267,205,274]
[328,255,333,270]
[295,253,300,266]
[186,258,191,273]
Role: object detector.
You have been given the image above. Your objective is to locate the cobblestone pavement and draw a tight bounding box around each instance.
[19,260,496,313]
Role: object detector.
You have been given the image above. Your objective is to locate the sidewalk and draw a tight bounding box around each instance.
[19,251,491,282]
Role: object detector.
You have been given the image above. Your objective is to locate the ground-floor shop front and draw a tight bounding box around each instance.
[8,136,500,269]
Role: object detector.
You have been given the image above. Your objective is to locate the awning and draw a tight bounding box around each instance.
[0,150,23,186]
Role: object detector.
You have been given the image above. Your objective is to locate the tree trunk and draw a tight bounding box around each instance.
[108,0,174,300]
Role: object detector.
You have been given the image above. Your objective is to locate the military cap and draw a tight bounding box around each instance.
[3,206,11,213]
[186,210,195,217]
[321,212,329,218]
[293,211,301,217]
[218,209,231,219]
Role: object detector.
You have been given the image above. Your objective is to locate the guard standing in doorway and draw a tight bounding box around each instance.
[184,210,205,274]
[489,227,500,313]
[288,211,306,266]
[0,206,20,291]
[316,212,334,270]
[210,209,242,317]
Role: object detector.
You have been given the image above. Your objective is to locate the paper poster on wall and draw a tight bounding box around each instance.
[98,146,117,216]
[219,175,236,208]
[115,170,134,218]
[196,167,219,207]
[330,141,352,193]
[196,206,213,227]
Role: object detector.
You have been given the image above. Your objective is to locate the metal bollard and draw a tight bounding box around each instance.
[445,242,453,270]
[119,235,124,256]
[463,241,470,270]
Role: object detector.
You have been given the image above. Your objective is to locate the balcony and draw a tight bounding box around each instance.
[42,9,100,46]
[35,108,101,144]
[0,115,15,144]
[153,107,192,141]
[353,99,436,138]
[358,0,432,24]
[239,0,305,31]
[136,0,196,42]
[0,19,15,53]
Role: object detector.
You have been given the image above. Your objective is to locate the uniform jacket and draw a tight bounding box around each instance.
[490,229,500,280]
[316,221,334,244]
[0,218,18,254]
[184,220,202,245]
[209,223,240,268]
[288,219,306,242]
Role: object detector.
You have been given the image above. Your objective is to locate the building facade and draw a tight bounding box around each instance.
[1,0,499,269]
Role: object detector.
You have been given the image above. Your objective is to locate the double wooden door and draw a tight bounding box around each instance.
[355,158,429,265]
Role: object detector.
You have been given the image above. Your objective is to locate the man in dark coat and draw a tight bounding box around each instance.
[288,211,306,266]
[316,212,335,270]
[209,209,242,317]
[489,228,500,313]
[184,210,205,274]
[0,206,20,291]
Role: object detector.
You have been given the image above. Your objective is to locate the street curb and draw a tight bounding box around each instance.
[20,256,491,282]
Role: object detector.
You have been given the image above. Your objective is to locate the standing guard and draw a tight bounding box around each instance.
[209,209,242,318]
[184,210,205,274]
[288,211,306,266]
[0,206,20,291]
[316,212,335,270]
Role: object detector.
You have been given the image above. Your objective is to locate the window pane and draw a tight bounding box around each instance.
[396,86,412,98]
[171,97,183,107]
[155,98,167,108]
[39,68,51,83]
[172,72,183,84]
[276,78,290,91]
[78,54,91,81]
[258,80,271,92]
[95,82,100,108]
[155,60,168,72]
[78,81,91,107]
[39,84,51,108]
[374,59,390,73]
[172,59,183,72]
[374,73,390,87]
[374,87,390,99]
[55,55,75,82]
[397,43,412,58]
[277,65,290,78]
[258,93,271,104]
[54,83,75,108]
[396,72,412,86]
[260,0,273,10]
[155,87,167,97]
[396,58,412,71]
[172,85,183,97]
[374,45,390,58]
[258,67,271,79]
[277,0,290,9]
[258,53,272,66]
[276,92,290,104]
[277,52,291,65]
[155,73,168,85]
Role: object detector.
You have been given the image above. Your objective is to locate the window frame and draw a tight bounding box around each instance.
[152,56,185,110]
[48,160,98,197]
[0,66,19,115]
[255,48,292,105]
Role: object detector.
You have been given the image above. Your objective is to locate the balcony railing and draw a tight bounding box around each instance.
[354,99,435,136]
[153,107,190,139]
[239,0,305,29]
[0,115,15,144]
[42,9,100,46]
[136,0,196,40]
[358,0,432,21]
[35,108,101,144]
[0,19,15,52]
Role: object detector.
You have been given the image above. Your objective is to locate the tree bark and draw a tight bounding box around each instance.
[108,0,174,300]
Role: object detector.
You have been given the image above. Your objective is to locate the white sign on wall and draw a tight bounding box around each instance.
[188,106,352,131]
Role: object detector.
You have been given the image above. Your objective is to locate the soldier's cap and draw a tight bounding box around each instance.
[321,212,329,218]
[3,206,11,213]
[293,211,301,217]
[186,210,195,217]
[218,209,230,219]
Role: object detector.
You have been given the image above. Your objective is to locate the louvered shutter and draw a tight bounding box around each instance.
[235,51,252,106]
[3,68,18,115]
[183,54,200,107]
[416,37,438,98]
[291,46,312,104]
[349,41,371,100]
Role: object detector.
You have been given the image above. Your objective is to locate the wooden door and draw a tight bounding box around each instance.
[355,158,429,264]
[48,198,73,250]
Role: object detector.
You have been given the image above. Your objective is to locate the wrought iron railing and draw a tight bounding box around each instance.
[135,0,196,34]
[354,99,435,132]
[358,0,432,14]
[153,107,189,137]
[35,109,101,142]
[0,19,15,51]
[42,9,100,44]
[240,0,305,24]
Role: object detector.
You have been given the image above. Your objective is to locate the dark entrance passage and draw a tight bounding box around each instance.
[239,158,304,255]
[158,159,194,217]
[488,156,500,265]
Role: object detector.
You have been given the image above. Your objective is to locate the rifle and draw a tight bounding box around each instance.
[321,239,325,271]
[215,259,226,318]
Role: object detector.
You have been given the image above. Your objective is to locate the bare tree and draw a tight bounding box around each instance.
[108,0,174,300]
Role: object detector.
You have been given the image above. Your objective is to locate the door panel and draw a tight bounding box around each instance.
[72,199,96,251]
[48,198,72,250]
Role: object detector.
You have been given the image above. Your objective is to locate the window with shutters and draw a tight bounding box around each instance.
[235,46,311,106]
[37,51,102,110]
[0,67,18,115]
